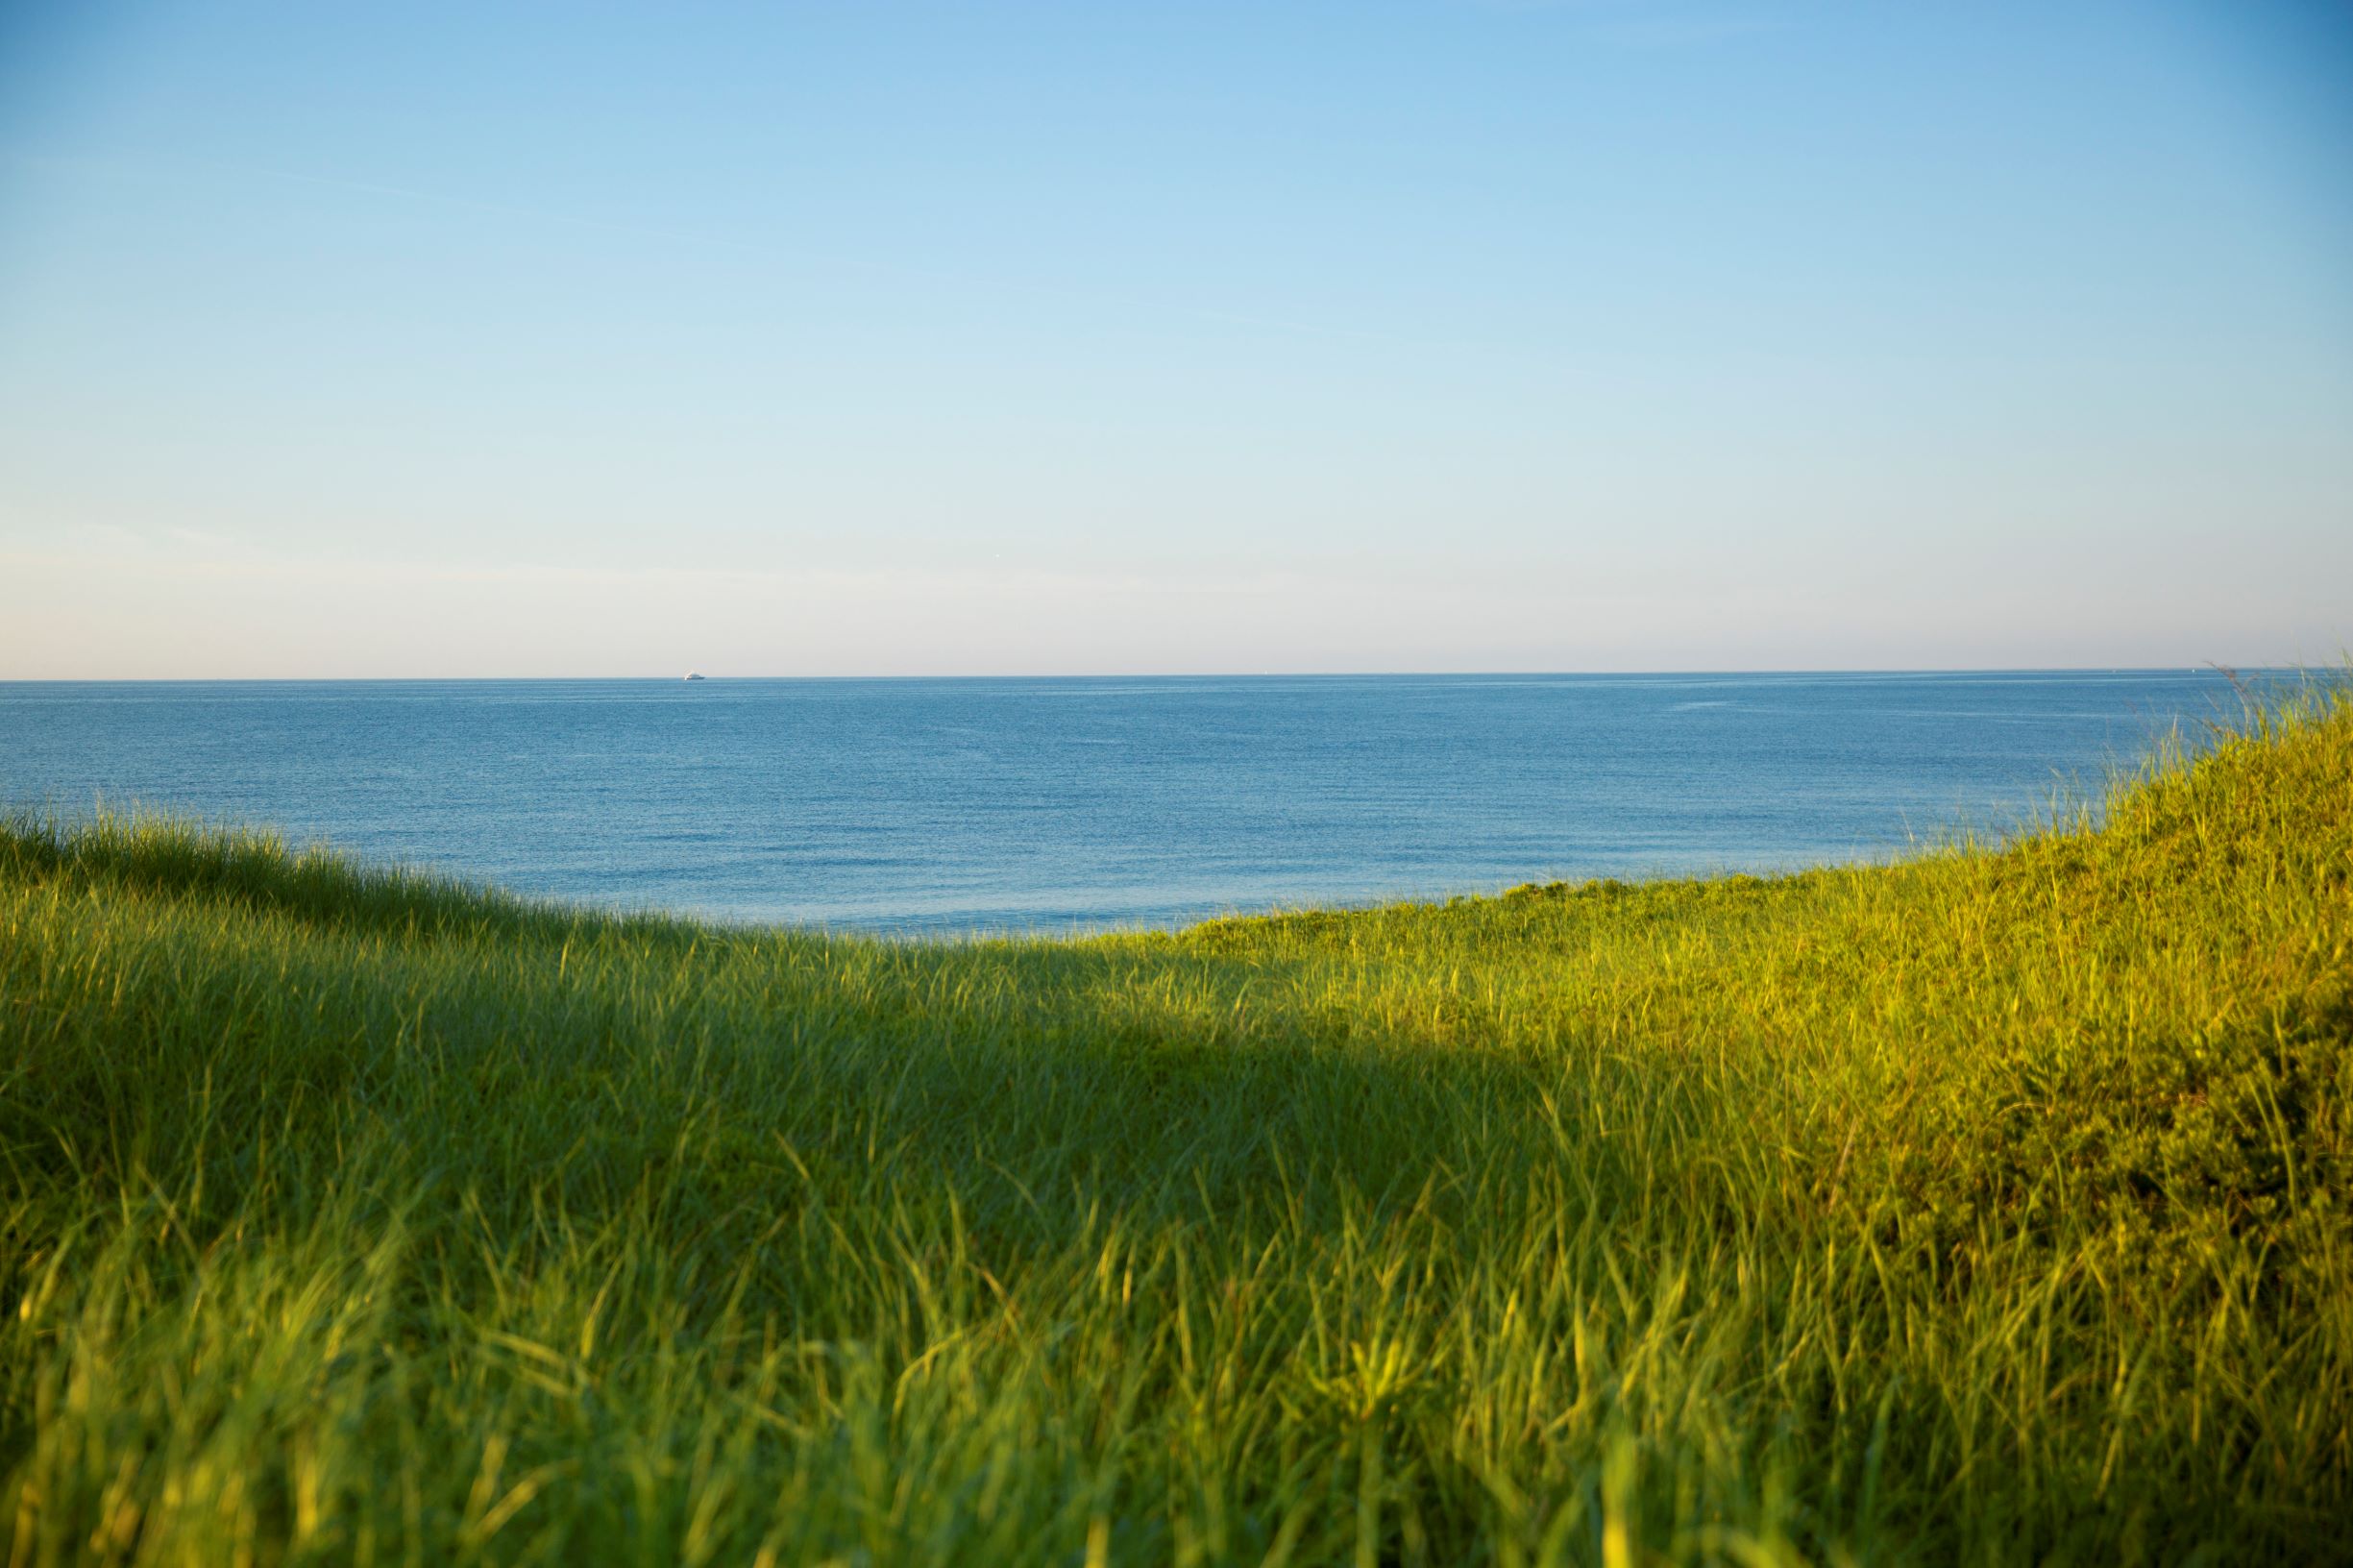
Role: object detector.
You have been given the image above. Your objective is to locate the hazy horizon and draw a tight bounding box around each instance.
[5,2,2349,679]
[0,665,2324,685]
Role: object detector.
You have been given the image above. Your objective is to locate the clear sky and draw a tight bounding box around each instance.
[2,1,2347,677]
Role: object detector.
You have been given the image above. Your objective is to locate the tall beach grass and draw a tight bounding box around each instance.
[2,685,2347,1564]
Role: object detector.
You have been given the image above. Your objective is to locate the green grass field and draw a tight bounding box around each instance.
[4,689,2348,1566]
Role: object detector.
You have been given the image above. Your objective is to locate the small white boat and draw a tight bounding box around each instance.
[683,671,706,681]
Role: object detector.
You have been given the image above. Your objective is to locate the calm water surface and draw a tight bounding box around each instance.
[0,673,2270,932]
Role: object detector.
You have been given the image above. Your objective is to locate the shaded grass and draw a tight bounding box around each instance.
[1,688,2348,1564]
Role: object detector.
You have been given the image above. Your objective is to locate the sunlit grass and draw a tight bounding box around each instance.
[3,684,2347,1564]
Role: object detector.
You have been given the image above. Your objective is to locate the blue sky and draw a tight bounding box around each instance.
[2,1,2347,675]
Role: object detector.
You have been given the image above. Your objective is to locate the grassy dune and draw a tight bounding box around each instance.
[3,693,2348,1566]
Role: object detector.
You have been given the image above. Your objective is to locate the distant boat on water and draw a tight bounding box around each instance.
[683,672,706,681]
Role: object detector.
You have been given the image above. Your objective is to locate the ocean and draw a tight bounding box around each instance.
[0,671,2272,933]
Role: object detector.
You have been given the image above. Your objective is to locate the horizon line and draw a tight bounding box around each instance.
[0,664,2308,685]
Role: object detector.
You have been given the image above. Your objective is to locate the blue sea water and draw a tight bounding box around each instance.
[0,672,2279,933]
